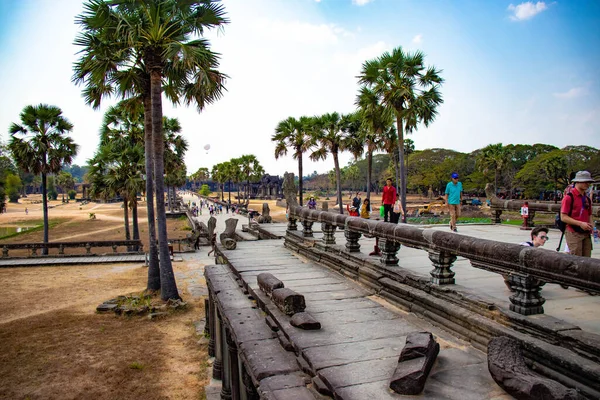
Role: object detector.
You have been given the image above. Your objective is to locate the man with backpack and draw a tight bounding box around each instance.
[560,171,595,257]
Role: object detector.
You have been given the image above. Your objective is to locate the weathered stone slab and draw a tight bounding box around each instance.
[227,308,276,344]
[488,336,580,400]
[258,372,308,391]
[266,386,316,400]
[216,289,256,311]
[240,338,300,381]
[303,336,406,371]
[258,272,285,297]
[309,307,400,325]
[96,303,118,312]
[286,282,355,294]
[301,289,365,302]
[318,357,398,391]
[305,297,380,313]
[290,312,321,330]
[272,288,306,315]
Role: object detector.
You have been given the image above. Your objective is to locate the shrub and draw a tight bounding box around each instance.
[199,184,211,196]
[68,190,76,200]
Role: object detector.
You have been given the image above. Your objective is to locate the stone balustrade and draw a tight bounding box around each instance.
[1,240,143,258]
[287,205,600,316]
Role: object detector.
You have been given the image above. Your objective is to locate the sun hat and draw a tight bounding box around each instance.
[572,170,594,183]
[451,172,459,179]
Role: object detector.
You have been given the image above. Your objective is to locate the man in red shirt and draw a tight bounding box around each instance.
[560,170,595,257]
[381,178,397,223]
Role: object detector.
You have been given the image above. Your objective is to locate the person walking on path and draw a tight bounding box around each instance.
[445,172,463,232]
[560,170,595,257]
[520,201,530,230]
[381,179,397,223]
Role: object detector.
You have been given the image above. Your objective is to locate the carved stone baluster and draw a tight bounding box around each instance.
[220,321,232,400]
[213,307,223,380]
[242,364,259,400]
[59,245,65,255]
[31,247,37,256]
[428,250,457,285]
[379,238,401,265]
[528,210,536,227]
[287,217,297,231]
[301,220,314,237]
[112,244,118,253]
[2,246,8,258]
[321,223,337,245]
[344,229,361,253]
[508,274,545,315]
[208,295,216,357]
[226,328,240,400]
[204,298,210,336]
[494,210,503,224]
[138,244,144,252]
[85,243,92,254]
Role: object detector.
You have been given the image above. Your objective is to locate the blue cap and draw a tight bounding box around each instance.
[451,172,459,179]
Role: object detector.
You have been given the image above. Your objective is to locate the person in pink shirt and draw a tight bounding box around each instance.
[381,178,397,223]
[560,171,594,257]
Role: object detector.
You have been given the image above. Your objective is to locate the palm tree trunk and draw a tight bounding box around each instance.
[132,199,140,251]
[143,95,160,292]
[123,198,130,240]
[396,117,407,223]
[298,153,303,206]
[366,149,373,201]
[228,180,231,203]
[333,151,343,214]
[150,69,180,301]
[41,172,49,255]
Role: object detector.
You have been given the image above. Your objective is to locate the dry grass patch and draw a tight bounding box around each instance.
[0,264,208,400]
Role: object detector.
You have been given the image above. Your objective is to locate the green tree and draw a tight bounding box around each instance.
[73,0,228,300]
[476,143,509,194]
[8,104,78,254]
[309,112,352,214]
[56,171,75,202]
[237,155,264,202]
[5,173,22,203]
[358,47,444,219]
[199,184,210,196]
[272,116,314,206]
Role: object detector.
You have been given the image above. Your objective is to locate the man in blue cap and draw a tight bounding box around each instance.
[445,172,463,232]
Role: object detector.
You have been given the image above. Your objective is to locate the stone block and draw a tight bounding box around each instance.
[389,331,439,395]
[258,273,285,297]
[488,336,581,400]
[290,312,321,330]
[96,303,117,313]
[271,288,306,316]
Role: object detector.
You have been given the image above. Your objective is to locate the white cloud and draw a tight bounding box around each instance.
[507,2,548,21]
[553,87,587,99]
[412,34,423,44]
[352,0,374,6]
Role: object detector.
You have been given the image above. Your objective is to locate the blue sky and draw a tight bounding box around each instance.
[0,0,599,176]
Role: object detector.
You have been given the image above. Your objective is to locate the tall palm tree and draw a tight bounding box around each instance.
[211,163,226,201]
[356,86,394,200]
[309,112,351,214]
[477,143,509,194]
[163,117,188,211]
[272,116,313,206]
[238,155,264,202]
[8,104,78,254]
[56,171,75,202]
[73,0,228,300]
[358,46,444,217]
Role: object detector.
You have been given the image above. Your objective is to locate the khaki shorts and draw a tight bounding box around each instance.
[565,231,592,257]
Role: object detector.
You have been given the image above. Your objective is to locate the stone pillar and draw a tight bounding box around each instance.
[213,307,223,380]
[301,220,314,237]
[287,217,297,231]
[321,223,337,245]
[494,210,503,224]
[2,246,8,258]
[204,298,210,337]
[226,328,241,400]
[59,245,65,255]
[220,321,232,400]
[242,364,259,400]
[379,238,401,265]
[208,295,216,357]
[428,250,457,285]
[508,274,545,315]
[344,229,361,253]
[528,210,536,227]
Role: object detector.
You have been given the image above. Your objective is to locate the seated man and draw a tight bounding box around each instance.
[504,227,549,291]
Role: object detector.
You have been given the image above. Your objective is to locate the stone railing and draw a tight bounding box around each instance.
[1,240,143,258]
[485,184,600,224]
[287,206,600,316]
[205,264,317,399]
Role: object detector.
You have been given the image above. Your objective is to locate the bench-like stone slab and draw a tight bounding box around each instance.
[290,312,321,330]
[240,338,301,381]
